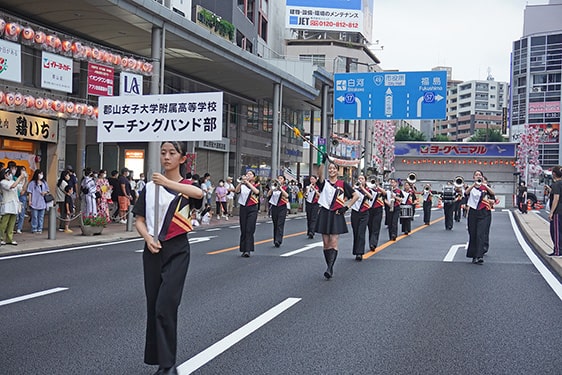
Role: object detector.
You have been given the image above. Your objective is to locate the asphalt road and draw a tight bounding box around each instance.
[1,209,561,375]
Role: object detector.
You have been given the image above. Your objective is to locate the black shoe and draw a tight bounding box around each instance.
[355,254,363,261]
[472,258,477,264]
[476,257,484,264]
[241,252,250,258]
[160,367,178,375]
[307,233,314,239]
[370,246,376,252]
[547,252,560,256]
[390,236,396,241]
[274,241,280,247]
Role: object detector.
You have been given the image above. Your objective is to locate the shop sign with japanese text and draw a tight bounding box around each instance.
[87,63,114,96]
[395,142,516,158]
[97,92,223,142]
[41,51,73,93]
[0,39,21,83]
[286,0,364,33]
[0,110,58,143]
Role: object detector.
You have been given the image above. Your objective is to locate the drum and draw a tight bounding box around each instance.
[442,186,455,202]
[399,204,413,219]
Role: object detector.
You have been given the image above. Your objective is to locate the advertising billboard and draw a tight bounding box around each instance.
[286,0,373,36]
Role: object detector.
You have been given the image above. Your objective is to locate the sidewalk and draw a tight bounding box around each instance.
[512,209,562,277]
[2,209,561,280]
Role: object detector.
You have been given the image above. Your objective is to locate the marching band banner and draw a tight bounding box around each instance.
[97,92,223,142]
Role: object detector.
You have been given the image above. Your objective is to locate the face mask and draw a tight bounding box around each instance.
[38,174,44,180]
[219,182,224,187]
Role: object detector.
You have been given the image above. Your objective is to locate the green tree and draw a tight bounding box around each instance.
[395,127,426,141]
[431,134,450,142]
[468,128,505,142]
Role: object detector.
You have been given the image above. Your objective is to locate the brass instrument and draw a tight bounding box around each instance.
[475,178,483,186]
[355,181,361,188]
[407,172,416,185]
[424,185,431,192]
[454,176,464,188]
[270,180,280,190]
[237,175,247,183]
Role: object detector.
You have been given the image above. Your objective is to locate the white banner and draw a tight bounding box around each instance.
[0,39,21,83]
[41,51,73,93]
[97,92,223,142]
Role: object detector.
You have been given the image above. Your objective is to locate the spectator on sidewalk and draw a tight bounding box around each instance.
[96,170,111,221]
[26,169,49,234]
[215,179,228,220]
[0,167,25,245]
[14,166,29,234]
[225,176,235,217]
[56,170,71,231]
[63,185,74,233]
[517,181,528,214]
[118,168,133,224]
[108,170,120,221]
[548,166,562,257]
[81,167,98,217]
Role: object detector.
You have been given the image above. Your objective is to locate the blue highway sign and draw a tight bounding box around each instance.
[333,71,447,120]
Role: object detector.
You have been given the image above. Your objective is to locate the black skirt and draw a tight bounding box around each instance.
[315,207,348,235]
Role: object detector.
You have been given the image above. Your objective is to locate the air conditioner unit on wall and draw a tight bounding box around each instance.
[532,86,542,93]
[163,0,191,18]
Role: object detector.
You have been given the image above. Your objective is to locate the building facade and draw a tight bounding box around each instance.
[510,0,562,168]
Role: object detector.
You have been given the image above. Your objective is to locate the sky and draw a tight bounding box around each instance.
[372,0,548,83]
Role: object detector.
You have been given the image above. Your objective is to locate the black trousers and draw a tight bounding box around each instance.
[305,201,319,236]
[453,200,462,222]
[422,200,432,224]
[443,202,454,230]
[367,206,383,249]
[400,216,412,233]
[466,208,489,259]
[271,204,287,245]
[239,204,258,253]
[351,209,369,255]
[143,234,190,368]
[388,207,400,239]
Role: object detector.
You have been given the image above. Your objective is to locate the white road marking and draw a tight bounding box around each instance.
[228,226,240,229]
[177,297,301,374]
[134,236,217,252]
[280,242,323,257]
[443,244,466,262]
[0,238,142,261]
[205,228,222,232]
[508,211,562,300]
[0,287,68,307]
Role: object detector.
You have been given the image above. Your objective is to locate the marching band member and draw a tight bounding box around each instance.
[235,170,261,257]
[305,175,320,239]
[368,181,386,251]
[453,185,464,222]
[482,176,495,254]
[400,181,416,235]
[315,161,359,279]
[422,184,433,225]
[351,175,373,261]
[267,175,289,247]
[465,170,494,264]
[442,181,455,230]
[386,178,402,241]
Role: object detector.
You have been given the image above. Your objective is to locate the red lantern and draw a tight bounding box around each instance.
[127,58,137,69]
[44,99,53,111]
[46,34,62,51]
[86,105,95,117]
[112,54,122,66]
[51,100,63,112]
[5,23,21,40]
[4,92,15,106]
[23,95,35,108]
[91,48,101,60]
[93,107,99,118]
[104,52,113,64]
[21,27,35,41]
[0,91,5,104]
[0,19,6,35]
[83,46,92,59]
[120,57,129,69]
[65,101,75,114]
[71,41,84,57]
[13,93,23,106]
[34,31,46,45]
[74,103,86,115]
[61,40,72,54]
[34,97,45,110]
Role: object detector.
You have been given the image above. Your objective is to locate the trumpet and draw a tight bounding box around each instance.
[271,180,280,190]
[454,176,464,188]
[475,178,483,186]
[424,185,431,192]
[355,181,362,188]
[407,172,416,184]
[237,175,247,183]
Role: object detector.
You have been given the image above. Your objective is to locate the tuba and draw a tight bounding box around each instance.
[407,172,416,185]
[454,176,464,188]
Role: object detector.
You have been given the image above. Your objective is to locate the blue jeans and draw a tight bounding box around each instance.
[31,208,45,233]
[16,194,28,232]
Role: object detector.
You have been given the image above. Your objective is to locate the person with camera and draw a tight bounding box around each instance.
[267,175,289,247]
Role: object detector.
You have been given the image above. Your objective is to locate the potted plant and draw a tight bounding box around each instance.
[80,213,109,236]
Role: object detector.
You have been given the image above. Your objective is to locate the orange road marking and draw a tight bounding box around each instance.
[207,231,306,254]
[363,216,444,259]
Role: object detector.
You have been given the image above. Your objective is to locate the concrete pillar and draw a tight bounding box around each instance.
[272,83,280,177]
